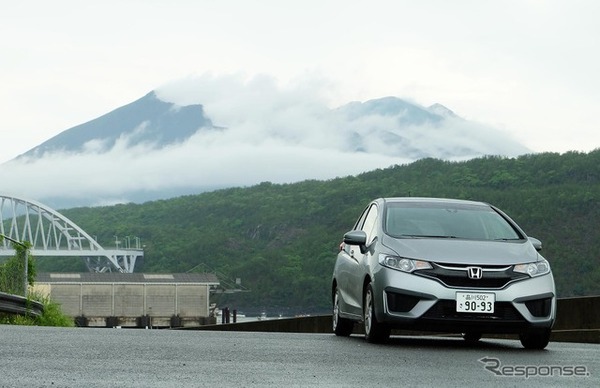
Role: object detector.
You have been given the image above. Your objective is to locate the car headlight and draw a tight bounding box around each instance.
[514,258,551,277]
[379,254,432,273]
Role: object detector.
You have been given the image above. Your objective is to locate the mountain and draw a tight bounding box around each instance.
[427,103,458,118]
[2,88,531,208]
[336,96,444,124]
[333,97,529,160]
[19,91,215,158]
[18,93,527,161]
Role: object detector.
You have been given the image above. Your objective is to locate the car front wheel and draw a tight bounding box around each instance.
[364,283,390,343]
[333,288,354,336]
[519,329,551,350]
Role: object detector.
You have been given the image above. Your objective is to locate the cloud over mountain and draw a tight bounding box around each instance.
[0,74,529,208]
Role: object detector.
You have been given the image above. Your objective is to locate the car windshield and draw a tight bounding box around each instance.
[384,202,523,241]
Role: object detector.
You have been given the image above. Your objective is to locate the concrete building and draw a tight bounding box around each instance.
[34,272,219,328]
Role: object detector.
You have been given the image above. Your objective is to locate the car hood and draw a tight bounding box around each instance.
[381,235,540,265]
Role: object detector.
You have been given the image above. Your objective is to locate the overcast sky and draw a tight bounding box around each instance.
[1,0,599,165]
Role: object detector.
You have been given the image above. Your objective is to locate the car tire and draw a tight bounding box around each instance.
[333,288,354,336]
[364,283,390,343]
[519,329,551,350]
[462,332,482,343]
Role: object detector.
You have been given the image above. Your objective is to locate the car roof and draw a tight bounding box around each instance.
[379,197,490,207]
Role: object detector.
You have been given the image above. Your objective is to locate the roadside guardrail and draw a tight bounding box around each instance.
[0,291,44,317]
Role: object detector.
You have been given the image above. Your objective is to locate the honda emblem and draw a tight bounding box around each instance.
[467,266,483,280]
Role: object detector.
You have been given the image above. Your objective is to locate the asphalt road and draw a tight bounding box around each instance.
[0,325,598,387]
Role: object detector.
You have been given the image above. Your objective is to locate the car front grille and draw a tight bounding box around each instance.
[415,263,529,289]
[422,300,525,321]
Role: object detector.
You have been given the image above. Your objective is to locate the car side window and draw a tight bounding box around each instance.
[352,205,370,231]
[361,204,379,246]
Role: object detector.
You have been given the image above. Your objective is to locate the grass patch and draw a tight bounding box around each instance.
[0,293,73,327]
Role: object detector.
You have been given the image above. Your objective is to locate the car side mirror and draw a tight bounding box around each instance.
[529,237,542,252]
[343,230,368,254]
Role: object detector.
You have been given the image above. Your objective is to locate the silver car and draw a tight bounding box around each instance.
[332,197,556,349]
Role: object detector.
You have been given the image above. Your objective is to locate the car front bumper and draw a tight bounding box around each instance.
[373,267,556,334]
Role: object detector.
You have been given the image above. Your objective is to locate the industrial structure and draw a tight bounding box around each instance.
[34,272,219,328]
[0,194,143,273]
[2,195,230,327]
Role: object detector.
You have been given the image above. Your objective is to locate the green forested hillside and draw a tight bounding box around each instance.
[40,150,600,315]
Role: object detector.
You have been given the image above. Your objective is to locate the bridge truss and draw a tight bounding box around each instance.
[0,195,142,273]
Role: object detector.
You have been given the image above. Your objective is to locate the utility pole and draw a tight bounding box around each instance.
[0,234,29,296]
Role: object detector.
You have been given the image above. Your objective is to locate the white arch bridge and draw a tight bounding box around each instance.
[0,195,143,273]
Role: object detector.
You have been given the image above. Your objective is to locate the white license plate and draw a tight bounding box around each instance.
[456,292,495,313]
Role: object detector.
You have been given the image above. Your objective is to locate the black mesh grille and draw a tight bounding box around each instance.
[422,300,525,321]
[415,263,529,289]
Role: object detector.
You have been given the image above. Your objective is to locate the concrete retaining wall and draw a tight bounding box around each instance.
[553,296,600,330]
[181,296,600,344]
[550,296,600,343]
